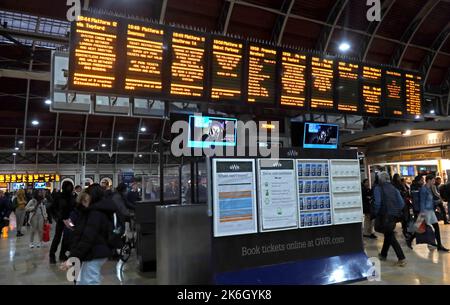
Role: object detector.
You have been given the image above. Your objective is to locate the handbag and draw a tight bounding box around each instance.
[416,225,436,245]
[43,223,51,242]
[414,213,426,233]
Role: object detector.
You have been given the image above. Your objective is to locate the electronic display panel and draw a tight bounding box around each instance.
[336,61,359,113]
[310,57,334,110]
[69,15,119,92]
[124,23,164,94]
[188,115,237,148]
[405,73,422,117]
[383,70,404,117]
[303,123,339,149]
[362,66,382,116]
[170,31,206,98]
[211,38,243,101]
[280,51,307,109]
[247,44,277,104]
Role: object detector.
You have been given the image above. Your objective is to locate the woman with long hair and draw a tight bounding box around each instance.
[13,189,27,237]
[25,189,48,248]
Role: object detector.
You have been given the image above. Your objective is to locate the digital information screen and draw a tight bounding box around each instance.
[124,24,164,93]
[68,13,423,120]
[311,57,334,110]
[362,66,382,116]
[247,45,277,104]
[188,115,237,148]
[405,74,422,117]
[170,31,206,98]
[336,62,359,113]
[70,15,118,90]
[384,70,404,117]
[280,51,307,108]
[211,39,243,101]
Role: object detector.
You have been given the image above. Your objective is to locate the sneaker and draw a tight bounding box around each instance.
[35,242,41,248]
[16,232,24,237]
[394,259,407,267]
[378,254,387,261]
[29,243,35,249]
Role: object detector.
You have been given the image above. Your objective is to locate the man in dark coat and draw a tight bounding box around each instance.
[49,181,75,264]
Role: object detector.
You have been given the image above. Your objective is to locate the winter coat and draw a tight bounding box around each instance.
[362,185,373,214]
[25,199,47,225]
[373,182,405,217]
[69,199,117,262]
[420,185,435,212]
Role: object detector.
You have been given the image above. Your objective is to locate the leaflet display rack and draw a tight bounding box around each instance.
[330,159,363,225]
[297,159,332,228]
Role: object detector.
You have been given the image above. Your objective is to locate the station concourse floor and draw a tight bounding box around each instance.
[0,225,156,285]
[2,223,450,285]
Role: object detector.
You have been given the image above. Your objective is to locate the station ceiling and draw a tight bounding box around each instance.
[0,0,449,164]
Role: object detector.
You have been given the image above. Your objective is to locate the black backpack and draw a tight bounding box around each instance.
[105,212,124,250]
[439,184,450,202]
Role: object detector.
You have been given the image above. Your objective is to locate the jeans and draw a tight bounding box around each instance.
[15,209,26,233]
[381,230,405,260]
[77,258,107,285]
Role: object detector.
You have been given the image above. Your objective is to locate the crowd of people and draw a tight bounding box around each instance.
[0,181,141,285]
[362,172,450,267]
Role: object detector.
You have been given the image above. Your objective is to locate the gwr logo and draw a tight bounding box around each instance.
[229,164,240,171]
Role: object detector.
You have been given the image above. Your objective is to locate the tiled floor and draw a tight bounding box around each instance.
[358,222,450,285]
[2,222,450,284]
[0,225,156,285]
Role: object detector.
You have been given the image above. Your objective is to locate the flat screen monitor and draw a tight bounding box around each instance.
[34,182,47,189]
[12,183,25,190]
[188,115,237,148]
[303,122,339,149]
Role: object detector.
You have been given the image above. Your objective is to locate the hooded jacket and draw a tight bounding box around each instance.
[69,198,117,262]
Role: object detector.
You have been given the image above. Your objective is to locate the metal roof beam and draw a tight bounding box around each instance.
[361,0,396,61]
[392,0,441,67]
[422,25,450,85]
[0,27,68,44]
[218,0,235,34]
[0,68,50,81]
[160,0,168,24]
[272,0,295,46]
[316,0,348,52]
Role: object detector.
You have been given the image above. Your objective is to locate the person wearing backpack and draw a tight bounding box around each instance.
[63,183,118,285]
[373,172,407,267]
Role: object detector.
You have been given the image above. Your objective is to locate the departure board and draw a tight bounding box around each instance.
[124,24,164,93]
[280,51,307,108]
[211,39,243,101]
[170,31,206,98]
[70,15,118,90]
[68,12,424,120]
[311,57,334,110]
[247,45,277,104]
[405,74,422,116]
[362,66,382,116]
[384,70,404,117]
[336,62,359,113]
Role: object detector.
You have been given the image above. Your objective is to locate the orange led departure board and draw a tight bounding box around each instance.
[170,31,206,98]
[211,39,243,101]
[405,74,422,116]
[124,24,164,93]
[0,174,60,183]
[362,66,382,115]
[384,70,404,117]
[70,15,118,90]
[68,13,424,120]
[336,62,359,113]
[280,51,307,108]
[248,45,277,104]
[311,57,334,110]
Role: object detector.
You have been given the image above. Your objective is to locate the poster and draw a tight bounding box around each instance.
[213,159,258,237]
[258,159,298,231]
